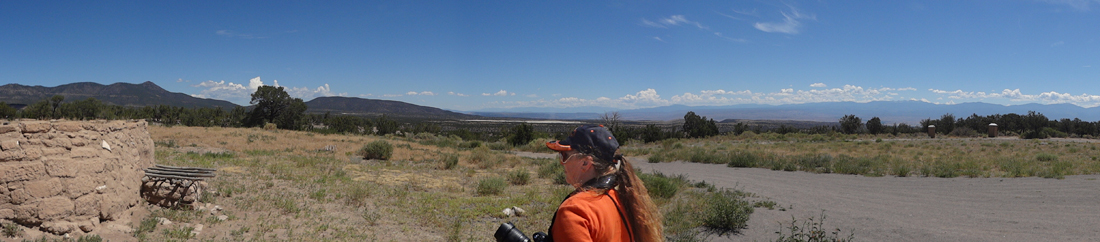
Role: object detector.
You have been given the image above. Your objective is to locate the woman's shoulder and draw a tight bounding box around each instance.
[561,190,618,209]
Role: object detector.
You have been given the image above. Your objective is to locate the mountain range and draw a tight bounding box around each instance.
[0,81,236,109]
[3,81,1097,124]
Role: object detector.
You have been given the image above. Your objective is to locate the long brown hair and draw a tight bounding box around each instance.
[589,154,663,242]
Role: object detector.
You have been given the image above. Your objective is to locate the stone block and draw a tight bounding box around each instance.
[24,178,63,198]
[0,161,46,183]
[0,125,18,134]
[43,158,77,177]
[1,140,19,151]
[20,121,52,133]
[37,196,74,220]
[63,175,96,199]
[53,122,85,132]
[0,149,25,161]
[41,147,67,157]
[0,208,13,219]
[23,147,43,161]
[71,147,100,158]
[9,189,31,205]
[73,194,100,216]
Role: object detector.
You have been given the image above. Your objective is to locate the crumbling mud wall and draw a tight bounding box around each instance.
[0,120,154,234]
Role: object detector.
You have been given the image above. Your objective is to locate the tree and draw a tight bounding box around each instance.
[374,115,399,135]
[683,111,719,138]
[838,114,862,134]
[938,113,956,134]
[246,86,307,130]
[0,102,16,119]
[508,123,535,146]
[641,124,665,143]
[866,117,884,135]
[601,112,630,141]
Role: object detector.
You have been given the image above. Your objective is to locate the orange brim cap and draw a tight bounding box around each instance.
[546,140,572,151]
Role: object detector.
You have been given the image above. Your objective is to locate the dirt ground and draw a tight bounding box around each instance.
[630,161,1100,242]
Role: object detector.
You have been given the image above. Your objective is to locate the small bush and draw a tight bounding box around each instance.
[701,189,754,235]
[892,165,911,177]
[441,153,460,170]
[476,177,507,196]
[164,226,195,239]
[1036,153,1058,162]
[772,212,854,242]
[637,172,683,199]
[263,122,278,130]
[134,216,158,236]
[2,222,22,238]
[76,234,104,242]
[947,127,980,137]
[506,169,531,185]
[726,152,758,167]
[647,152,666,163]
[358,140,394,160]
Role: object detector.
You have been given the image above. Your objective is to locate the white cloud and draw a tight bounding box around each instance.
[447,91,469,97]
[481,85,922,110]
[406,91,436,96]
[216,30,264,39]
[754,6,815,34]
[929,88,1100,107]
[642,15,708,29]
[191,76,344,104]
[1037,0,1100,11]
[483,90,513,96]
[810,83,826,87]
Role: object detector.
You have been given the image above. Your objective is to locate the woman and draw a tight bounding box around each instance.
[545,125,663,242]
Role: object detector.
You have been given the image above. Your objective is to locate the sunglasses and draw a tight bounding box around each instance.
[558,151,583,165]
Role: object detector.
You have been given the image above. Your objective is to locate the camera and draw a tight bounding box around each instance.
[494,222,548,242]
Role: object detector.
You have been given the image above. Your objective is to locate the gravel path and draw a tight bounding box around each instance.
[630,161,1100,242]
[512,152,1100,241]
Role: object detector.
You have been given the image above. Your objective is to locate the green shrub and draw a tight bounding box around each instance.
[794,154,832,173]
[726,152,758,167]
[2,222,22,238]
[476,177,507,196]
[358,140,394,160]
[831,155,871,175]
[701,189,754,235]
[647,152,666,163]
[638,172,683,199]
[441,153,459,170]
[1036,153,1058,162]
[772,212,854,242]
[134,216,158,236]
[164,226,195,239]
[507,169,531,185]
[76,234,104,242]
[892,165,911,177]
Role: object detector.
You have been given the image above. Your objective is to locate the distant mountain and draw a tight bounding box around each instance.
[0,81,237,108]
[617,101,1100,124]
[478,101,1100,124]
[305,96,479,120]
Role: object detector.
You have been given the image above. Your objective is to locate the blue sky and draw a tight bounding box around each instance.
[2,1,1099,111]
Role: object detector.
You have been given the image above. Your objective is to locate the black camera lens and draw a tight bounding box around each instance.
[494,222,531,242]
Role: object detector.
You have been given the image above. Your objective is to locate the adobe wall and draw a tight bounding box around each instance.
[0,119,154,234]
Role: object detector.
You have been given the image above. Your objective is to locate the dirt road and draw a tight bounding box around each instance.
[630,161,1100,242]
[514,152,1100,241]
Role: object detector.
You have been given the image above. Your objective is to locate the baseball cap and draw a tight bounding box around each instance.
[546,125,619,162]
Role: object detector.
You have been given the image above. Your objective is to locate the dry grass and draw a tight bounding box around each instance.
[629,132,1100,178]
[145,125,568,241]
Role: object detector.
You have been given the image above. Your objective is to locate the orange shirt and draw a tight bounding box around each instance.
[551,189,632,242]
